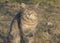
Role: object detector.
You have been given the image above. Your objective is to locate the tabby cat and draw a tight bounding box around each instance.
[9,3,39,43]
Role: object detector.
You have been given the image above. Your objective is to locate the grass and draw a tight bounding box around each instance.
[0,0,60,43]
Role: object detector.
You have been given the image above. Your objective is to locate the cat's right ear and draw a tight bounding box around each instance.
[35,2,40,8]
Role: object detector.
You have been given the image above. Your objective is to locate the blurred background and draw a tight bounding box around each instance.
[0,0,60,43]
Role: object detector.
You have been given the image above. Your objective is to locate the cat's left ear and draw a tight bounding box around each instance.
[21,3,27,9]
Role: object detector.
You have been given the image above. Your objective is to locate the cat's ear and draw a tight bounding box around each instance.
[35,2,40,8]
[21,3,27,9]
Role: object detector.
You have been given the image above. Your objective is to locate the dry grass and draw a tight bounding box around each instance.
[0,1,60,43]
